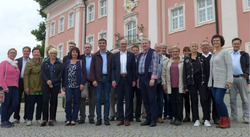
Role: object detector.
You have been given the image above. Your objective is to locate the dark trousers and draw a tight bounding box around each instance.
[131,85,142,119]
[183,92,190,118]
[14,79,28,120]
[171,88,183,121]
[65,88,80,122]
[164,93,172,118]
[156,83,164,118]
[42,84,59,121]
[139,74,157,121]
[116,76,132,121]
[0,86,18,123]
[27,95,42,121]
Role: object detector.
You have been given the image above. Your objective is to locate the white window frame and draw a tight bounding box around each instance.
[168,3,185,34]
[68,11,74,29]
[243,0,250,12]
[98,31,107,40]
[57,44,64,60]
[87,4,95,23]
[50,21,56,37]
[58,16,65,33]
[194,0,215,27]
[87,35,94,52]
[126,21,137,45]
[99,0,107,18]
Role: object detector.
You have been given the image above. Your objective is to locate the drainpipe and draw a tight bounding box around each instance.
[83,0,87,44]
[215,0,219,34]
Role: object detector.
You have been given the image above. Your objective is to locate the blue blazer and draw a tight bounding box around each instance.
[111,51,136,85]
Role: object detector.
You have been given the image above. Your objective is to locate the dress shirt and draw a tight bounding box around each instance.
[21,57,29,78]
[231,50,243,75]
[85,54,92,76]
[100,50,108,74]
[120,51,127,74]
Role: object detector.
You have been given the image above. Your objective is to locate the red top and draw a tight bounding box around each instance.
[170,62,179,88]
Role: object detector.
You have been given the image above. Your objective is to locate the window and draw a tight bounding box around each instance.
[59,17,65,33]
[100,0,107,17]
[87,36,94,52]
[127,21,137,44]
[172,7,184,30]
[248,0,250,8]
[58,45,63,60]
[68,12,74,29]
[198,0,214,23]
[88,5,95,22]
[50,21,55,36]
[243,0,250,12]
[100,33,106,39]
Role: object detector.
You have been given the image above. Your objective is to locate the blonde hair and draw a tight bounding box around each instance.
[48,48,57,55]
[142,38,151,45]
[171,45,180,52]
[46,45,56,57]
[190,42,199,47]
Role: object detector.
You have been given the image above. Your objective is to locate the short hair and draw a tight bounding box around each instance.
[119,39,127,43]
[84,43,92,47]
[32,47,41,53]
[48,48,57,55]
[98,39,107,44]
[200,40,210,46]
[232,37,242,44]
[131,45,139,50]
[183,46,190,52]
[160,43,168,48]
[190,42,199,47]
[211,34,225,47]
[23,46,31,52]
[142,38,151,45]
[171,45,180,52]
[8,48,17,55]
[68,41,76,46]
[46,45,56,57]
[69,47,81,59]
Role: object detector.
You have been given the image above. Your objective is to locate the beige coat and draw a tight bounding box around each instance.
[161,57,184,94]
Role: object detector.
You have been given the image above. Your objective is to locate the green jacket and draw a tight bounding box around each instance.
[24,58,43,95]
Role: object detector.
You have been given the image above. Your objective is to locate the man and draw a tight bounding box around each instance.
[137,38,159,127]
[161,44,170,58]
[154,44,165,123]
[13,46,31,123]
[79,43,96,124]
[200,40,219,125]
[112,39,136,126]
[63,41,76,63]
[130,45,142,122]
[230,38,249,124]
[90,39,113,126]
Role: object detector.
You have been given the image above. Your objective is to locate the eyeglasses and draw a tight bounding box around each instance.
[84,47,91,48]
[212,40,220,43]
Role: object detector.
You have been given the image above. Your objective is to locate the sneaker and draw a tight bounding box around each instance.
[204,120,211,127]
[194,120,200,126]
[12,119,20,124]
[243,118,249,124]
[26,120,32,126]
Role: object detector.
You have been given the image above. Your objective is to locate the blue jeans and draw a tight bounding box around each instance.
[65,88,81,122]
[156,83,164,118]
[96,75,111,121]
[0,86,18,123]
[27,95,42,121]
[211,87,229,117]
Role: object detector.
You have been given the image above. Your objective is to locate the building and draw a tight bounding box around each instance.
[42,0,250,60]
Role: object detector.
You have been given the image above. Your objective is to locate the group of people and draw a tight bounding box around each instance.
[0,34,249,129]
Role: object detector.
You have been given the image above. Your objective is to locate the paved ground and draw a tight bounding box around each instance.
[0,93,249,137]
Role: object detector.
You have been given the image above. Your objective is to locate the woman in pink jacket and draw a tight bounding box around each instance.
[0,48,20,128]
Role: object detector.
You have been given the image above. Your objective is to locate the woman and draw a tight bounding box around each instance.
[62,47,86,126]
[208,35,233,128]
[0,48,20,128]
[44,45,61,62]
[162,46,184,126]
[183,42,210,127]
[24,47,43,126]
[41,48,63,126]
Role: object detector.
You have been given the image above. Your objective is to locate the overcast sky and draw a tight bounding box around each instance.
[0,0,44,62]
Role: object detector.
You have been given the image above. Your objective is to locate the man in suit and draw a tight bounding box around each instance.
[79,43,96,124]
[112,39,136,126]
[13,46,31,123]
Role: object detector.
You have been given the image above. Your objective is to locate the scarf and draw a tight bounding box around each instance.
[6,58,18,68]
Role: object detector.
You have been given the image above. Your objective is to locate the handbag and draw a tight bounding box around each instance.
[0,63,8,103]
[80,60,89,98]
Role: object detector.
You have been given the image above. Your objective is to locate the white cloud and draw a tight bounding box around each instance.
[0,0,44,61]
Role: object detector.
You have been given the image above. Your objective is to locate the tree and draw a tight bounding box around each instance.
[31,0,53,58]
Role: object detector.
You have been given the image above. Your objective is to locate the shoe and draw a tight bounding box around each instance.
[95,120,102,126]
[1,122,11,128]
[140,120,151,126]
[220,117,231,128]
[7,121,14,127]
[194,120,200,126]
[216,117,223,128]
[26,120,32,126]
[157,118,164,123]
[214,119,220,125]
[89,119,95,124]
[79,119,85,124]
[70,121,76,126]
[48,121,54,126]
[170,119,175,125]
[117,121,124,126]
[150,120,157,127]
[136,118,141,122]
[40,121,46,127]
[65,121,71,126]
[175,120,182,126]
[110,116,115,121]
[125,121,130,126]
[104,120,110,126]
[243,118,249,124]
[204,120,211,127]
[183,117,191,122]
[12,119,20,124]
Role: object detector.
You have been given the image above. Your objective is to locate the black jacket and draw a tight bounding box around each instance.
[63,53,70,63]
[240,51,250,83]
[183,52,209,90]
